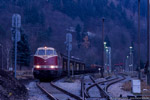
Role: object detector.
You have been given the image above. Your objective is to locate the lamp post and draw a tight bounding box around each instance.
[102,18,105,77]
[105,46,108,73]
[147,0,150,85]
[104,42,107,47]
[0,44,3,70]
[104,42,107,72]
[138,0,141,79]
[126,56,129,72]
[129,46,133,74]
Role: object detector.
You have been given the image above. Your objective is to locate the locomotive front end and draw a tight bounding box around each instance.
[33,47,61,80]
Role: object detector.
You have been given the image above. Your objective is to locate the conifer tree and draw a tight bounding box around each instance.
[12,33,31,70]
[75,24,82,48]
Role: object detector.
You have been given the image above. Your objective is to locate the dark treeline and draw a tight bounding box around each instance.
[0,0,148,69]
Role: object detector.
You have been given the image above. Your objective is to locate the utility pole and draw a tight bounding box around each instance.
[147,0,150,85]
[101,18,105,77]
[138,0,141,79]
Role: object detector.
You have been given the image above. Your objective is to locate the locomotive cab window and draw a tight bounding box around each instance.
[46,50,57,55]
[37,49,45,55]
[46,50,53,55]
[54,50,57,55]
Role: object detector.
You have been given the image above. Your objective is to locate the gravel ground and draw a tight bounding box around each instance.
[107,76,134,100]
[95,78,106,83]
[25,81,49,100]
[88,86,100,97]
[108,82,133,100]
[88,77,107,98]
[86,98,106,100]
[84,75,93,89]
[54,78,81,96]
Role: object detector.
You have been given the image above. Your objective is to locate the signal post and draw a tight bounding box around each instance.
[11,14,21,78]
[65,33,72,78]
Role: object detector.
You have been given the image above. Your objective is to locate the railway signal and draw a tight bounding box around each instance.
[66,33,72,43]
[12,14,21,42]
[66,33,72,78]
[11,14,21,78]
[66,43,72,51]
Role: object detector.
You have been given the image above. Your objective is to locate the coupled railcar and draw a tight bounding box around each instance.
[33,47,85,80]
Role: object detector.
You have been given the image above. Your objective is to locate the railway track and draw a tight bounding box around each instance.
[36,74,126,100]
[37,77,82,100]
[105,74,126,92]
[81,75,107,100]
[81,74,126,100]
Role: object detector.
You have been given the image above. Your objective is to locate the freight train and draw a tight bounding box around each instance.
[33,47,96,80]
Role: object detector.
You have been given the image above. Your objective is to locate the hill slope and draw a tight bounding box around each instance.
[0,0,148,67]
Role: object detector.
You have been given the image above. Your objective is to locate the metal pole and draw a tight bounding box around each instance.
[14,29,18,78]
[102,18,104,76]
[138,0,141,79]
[130,48,131,72]
[127,56,129,73]
[147,0,150,85]
[125,58,128,72]
[67,43,70,78]
[2,45,4,69]
[132,49,134,75]
[1,45,3,69]
[72,63,75,77]
[0,44,3,70]
[132,52,133,75]
[130,47,133,75]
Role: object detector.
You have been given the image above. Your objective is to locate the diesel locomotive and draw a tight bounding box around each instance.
[33,47,86,80]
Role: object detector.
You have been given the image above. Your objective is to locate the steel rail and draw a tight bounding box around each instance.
[37,76,82,100]
[85,74,126,100]
[37,82,57,100]
[50,82,82,100]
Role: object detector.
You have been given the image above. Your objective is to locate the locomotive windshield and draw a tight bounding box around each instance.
[46,50,53,55]
[35,48,57,56]
[54,50,57,55]
[38,49,45,55]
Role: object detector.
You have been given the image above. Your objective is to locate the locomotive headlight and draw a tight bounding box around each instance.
[50,65,58,69]
[50,65,55,69]
[35,65,40,69]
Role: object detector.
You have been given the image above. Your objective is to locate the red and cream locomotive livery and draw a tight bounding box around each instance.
[33,47,85,80]
[33,47,62,79]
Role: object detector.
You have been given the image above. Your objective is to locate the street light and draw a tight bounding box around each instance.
[0,44,3,70]
[129,46,133,49]
[104,42,107,74]
[106,49,108,52]
[101,18,105,78]
[125,56,129,72]
[147,0,150,85]
[129,46,133,74]
[127,56,129,59]
[104,42,106,45]
[138,0,141,79]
